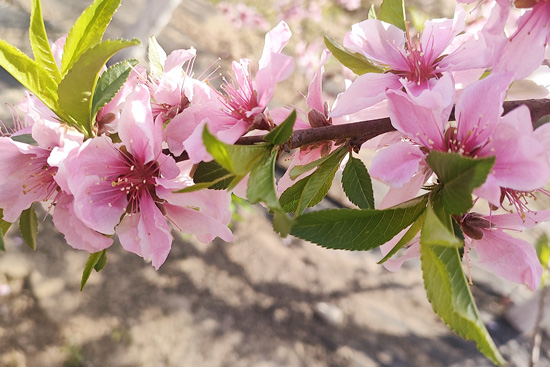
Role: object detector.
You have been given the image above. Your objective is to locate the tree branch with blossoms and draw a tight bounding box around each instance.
[1,0,550,365]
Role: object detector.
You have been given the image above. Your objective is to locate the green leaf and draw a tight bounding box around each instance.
[342,155,375,209]
[536,233,550,269]
[378,210,425,264]
[202,126,270,176]
[58,39,140,136]
[264,110,296,145]
[0,210,12,252]
[420,202,462,248]
[273,210,294,237]
[91,58,139,118]
[289,150,337,180]
[296,146,348,215]
[0,40,59,111]
[247,150,280,209]
[378,0,406,31]
[420,244,505,365]
[30,0,61,82]
[94,250,107,271]
[81,249,107,291]
[61,0,121,76]
[11,134,38,145]
[368,4,377,19]
[280,174,332,213]
[291,195,428,251]
[426,151,495,215]
[19,205,38,251]
[148,36,166,78]
[324,36,384,75]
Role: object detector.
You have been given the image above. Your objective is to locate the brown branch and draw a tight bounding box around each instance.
[171,98,550,162]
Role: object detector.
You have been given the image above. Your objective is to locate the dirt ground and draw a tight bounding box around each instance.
[0,1,549,366]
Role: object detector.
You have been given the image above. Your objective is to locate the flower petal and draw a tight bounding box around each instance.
[371,142,425,188]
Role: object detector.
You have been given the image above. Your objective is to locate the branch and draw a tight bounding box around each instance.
[171,98,550,162]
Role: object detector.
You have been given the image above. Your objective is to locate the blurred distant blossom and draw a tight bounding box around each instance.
[274,0,324,22]
[336,0,361,11]
[295,40,323,79]
[217,2,269,31]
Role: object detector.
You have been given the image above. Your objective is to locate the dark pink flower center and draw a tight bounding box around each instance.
[396,26,442,85]
[220,72,262,125]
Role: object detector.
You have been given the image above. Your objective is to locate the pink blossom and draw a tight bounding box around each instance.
[183,21,294,163]
[371,73,550,211]
[330,7,492,117]
[64,85,233,269]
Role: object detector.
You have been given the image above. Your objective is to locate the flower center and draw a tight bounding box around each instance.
[397,25,442,85]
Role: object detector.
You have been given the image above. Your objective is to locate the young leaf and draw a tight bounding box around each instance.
[342,155,375,209]
[420,244,505,365]
[247,150,280,209]
[264,110,296,145]
[184,160,235,191]
[148,35,167,78]
[280,174,332,213]
[0,40,59,111]
[202,126,271,176]
[81,249,107,291]
[273,210,294,237]
[61,0,122,76]
[289,150,337,180]
[30,0,61,82]
[296,146,348,215]
[378,0,406,31]
[58,39,140,136]
[291,195,428,251]
[535,233,550,269]
[378,210,425,264]
[368,4,377,19]
[91,58,140,118]
[0,209,12,252]
[324,36,384,75]
[426,151,495,215]
[11,134,38,145]
[19,205,38,251]
[420,202,462,248]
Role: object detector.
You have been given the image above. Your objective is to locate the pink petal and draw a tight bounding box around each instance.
[473,174,501,207]
[330,73,401,118]
[379,169,429,209]
[52,193,113,253]
[343,19,407,69]
[163,48,196,73]
[255,52,294,107]
[386,89,446,149]
[258,21,292,70]
[371,142,425,188]
[473,229,543,290]
[486,210,550,230]
[118,85,161,163]
[117,194,173,270]
[455,72,512,147]
[306,49,330,113]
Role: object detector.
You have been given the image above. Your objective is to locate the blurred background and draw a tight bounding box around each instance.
[0,0,549,366]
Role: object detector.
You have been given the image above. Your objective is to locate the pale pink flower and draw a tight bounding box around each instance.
[330,7,492,117]
[183,21,294,163]
[64,85,233,269]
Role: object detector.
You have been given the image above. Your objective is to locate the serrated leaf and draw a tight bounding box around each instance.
[324,36,384,75]
[58,39,140,136]
[264,110,296,145]
[81,249,106,291]
[420,243,505,365]
[11,134,38,145]
[61,0,121,76]
[378,0,406,31]
[378,210,425,264]
[148,35,167,78]
[247,150,280,209]
[0,40,59,111]
[426,151,495,215]
[19,205,38,251]
[342,155,375,209]
[30,0,61,82]
[368,4,377,19]
[291,195,428,251]
[420,202,462,248]
[92,58,139,118]
[296,146,348,215]
[178,160,235,192]
[202,126,270,176]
